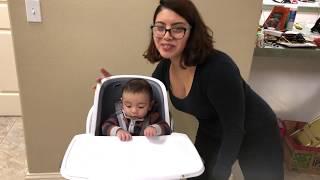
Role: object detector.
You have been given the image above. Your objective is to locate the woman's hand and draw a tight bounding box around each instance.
[144,126,157,137]
[116,129,132,141]
[92,68,112,89]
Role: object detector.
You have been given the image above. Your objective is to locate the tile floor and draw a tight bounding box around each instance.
[0,116,320,180]
[0,116,26,180]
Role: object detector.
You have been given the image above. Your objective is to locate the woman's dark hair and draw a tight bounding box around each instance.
[122,78,153,101]
[143,0,214,68]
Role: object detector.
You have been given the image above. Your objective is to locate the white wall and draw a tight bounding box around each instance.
[8,0,262,178]
[0,1,21,115]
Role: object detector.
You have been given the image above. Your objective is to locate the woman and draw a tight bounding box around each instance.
[99,0,284,179]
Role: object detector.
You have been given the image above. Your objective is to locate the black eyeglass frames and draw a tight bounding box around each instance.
[151,25,191,39]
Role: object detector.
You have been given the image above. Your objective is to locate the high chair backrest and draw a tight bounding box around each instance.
[87,75,171,136]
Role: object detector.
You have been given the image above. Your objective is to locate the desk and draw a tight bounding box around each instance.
[250,45,320,123]
[60,133,204,180]
[252,1,320,122]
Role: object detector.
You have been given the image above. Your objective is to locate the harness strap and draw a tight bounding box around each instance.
[140,117,150,136]
[115,101,151,135]
[115,102,127,131]
[128,120,136,134]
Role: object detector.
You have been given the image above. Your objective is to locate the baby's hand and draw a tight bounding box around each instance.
[144,126,157,137]
[116,129,132,141]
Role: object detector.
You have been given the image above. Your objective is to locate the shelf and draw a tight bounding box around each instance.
[254,47,320,58]
[263,0,320,12]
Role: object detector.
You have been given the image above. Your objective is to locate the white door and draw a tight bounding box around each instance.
[0,3,21,116]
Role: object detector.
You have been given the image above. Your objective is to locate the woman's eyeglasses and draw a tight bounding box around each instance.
[151,25,191,39]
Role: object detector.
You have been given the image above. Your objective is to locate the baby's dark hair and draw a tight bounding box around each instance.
[122,78,153,101]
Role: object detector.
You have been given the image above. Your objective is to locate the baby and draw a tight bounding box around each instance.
[101,78,171,141]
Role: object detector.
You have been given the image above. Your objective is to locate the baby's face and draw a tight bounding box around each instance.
[121,92,152,119]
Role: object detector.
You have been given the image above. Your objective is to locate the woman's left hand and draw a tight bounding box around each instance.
[92,68,112,89]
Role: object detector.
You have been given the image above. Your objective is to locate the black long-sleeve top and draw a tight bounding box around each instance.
[152,50,277,179]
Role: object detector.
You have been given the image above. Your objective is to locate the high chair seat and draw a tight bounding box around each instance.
[60,75,204,179]
[86,75,172,136]
[61,133,204,180]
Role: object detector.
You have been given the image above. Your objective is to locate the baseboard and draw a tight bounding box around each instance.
[25,172,65,180]
[0,92,21,116]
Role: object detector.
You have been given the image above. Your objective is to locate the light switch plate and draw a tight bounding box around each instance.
[25,0,42,22]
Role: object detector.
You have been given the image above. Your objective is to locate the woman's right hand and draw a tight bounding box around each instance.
[92,68,112,89]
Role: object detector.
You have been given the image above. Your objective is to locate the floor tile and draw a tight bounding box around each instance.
[0,117,15,143]
[0,117,26,180]
[285,167,320,180]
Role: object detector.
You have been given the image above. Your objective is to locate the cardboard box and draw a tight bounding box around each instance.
[282,120,320,175]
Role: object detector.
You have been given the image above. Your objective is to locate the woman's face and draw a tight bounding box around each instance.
[153,8,191,62]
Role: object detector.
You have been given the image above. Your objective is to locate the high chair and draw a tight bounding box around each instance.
[60,75,204,180]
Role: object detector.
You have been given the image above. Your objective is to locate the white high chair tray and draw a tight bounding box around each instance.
[61,133,204,180]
